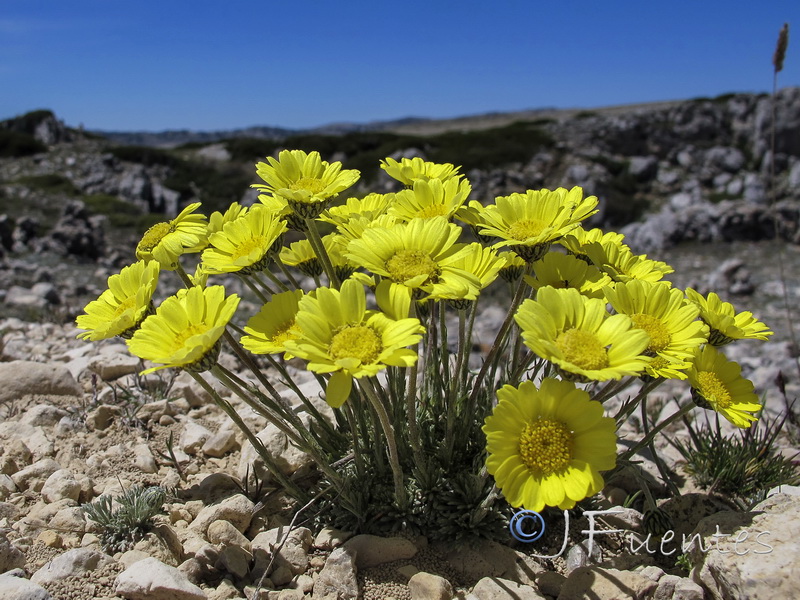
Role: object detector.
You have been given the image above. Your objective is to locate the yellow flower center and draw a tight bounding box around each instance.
[329,325,382,365]
[556,328,609,371]
[386,250,440,285]
[290,177,327,195]
[113,295,138,318]
[171,323,211,352]
[695,371,732,408]
[138,222,173,252]
[519,418,573,475]
[230,235,267,262]
[271,321,297,347]
[508,219,546,241]
[417,204,449,219]
[631,313,672,353]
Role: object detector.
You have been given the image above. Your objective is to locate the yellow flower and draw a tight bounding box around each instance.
[195,202,249,251]
[389,177,472,221]
[483,378,616,511]
[476,187,598,261]
[497,251,527,282]
[515,286,650,381]
[559,226,627,260]
[127,285,239,374]
[76,260,160,340]
[584,240,673,283]
[284,279,425,407]
[345,217,480,298]
[524,251,612,299]
[685,289,773,345]
[430,243,506,306]
[320,193,394,226]
[253,150,360,219]
[281,234,352,280]
[605,281,709,379]
[380,156,462,186]
[687,345,761,428]
[335,213,398,242]
[135,202,208,270]
[241,290,304,358]
[201,206,287,275]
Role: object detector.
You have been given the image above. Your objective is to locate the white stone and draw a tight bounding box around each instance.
[115,556,207,600]
[180,420,213,455]
[342,534,417,569]
[0,361,82,403]
[0,573,52,600]
[312,547,358,600]
[409,572,454,600]
[188,494,255,536]
[31,548,113,585]
[469,577,545,600]
[41,469,81,503]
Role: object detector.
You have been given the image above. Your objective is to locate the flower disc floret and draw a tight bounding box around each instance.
[127,285,239,374]
[76,260,160,340]
[483,378,617,511]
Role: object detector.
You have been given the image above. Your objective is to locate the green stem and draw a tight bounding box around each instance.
[641,396,680,496]
[617,401,695,465]
[239,274,270,304]
[304,218,339,288]
[188,371,307,501]
[275,259,302,290]
[360,378,407,510]
[258,268,289,293]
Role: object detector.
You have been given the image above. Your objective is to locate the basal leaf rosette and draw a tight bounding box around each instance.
[201,206,287,275]
[483,378,617,511]
[76,260,160,341]
[524,251,612,299]
[346,217,480,299]
[240,290,304,358]
[515,286,650,381]
[380,157,462,186]
[475,187,598,262]
[687,344,761,428]
[127,285,240,374]
[685,288,773,346]
[253,149,360,219]
[605,280,709,379]
[283,279,425,408]
[389,177,472,221]
[135,202,208,270]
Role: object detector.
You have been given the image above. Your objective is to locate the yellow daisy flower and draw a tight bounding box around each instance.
[284,279,425,408]
[240,290,304,358]
[281,234,353,280]
[685,289,773,346]
[497,251,527,283]
[201,206,286,275]
[455,199,497,244]
[135,202,208,270]
[584,240,674,283]
[687,345,761,428]
[389,177,472,221]
[194,202,249,251]
[335,213,398,242]
[253,149,360,219]
[515,286,651,381]
[76,260,160,341]
[483,378,617,511]
[476,187,598,262]
[320,193,394,226]
[345,217,481,299]
[524,251,612,299]
[604,281,709,379]
[127,285,240,374]
[430,243,506,306]
[380,156,462,186]
[559,226,627,260]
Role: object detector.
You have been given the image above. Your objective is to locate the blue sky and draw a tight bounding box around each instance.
[2,1,798,132]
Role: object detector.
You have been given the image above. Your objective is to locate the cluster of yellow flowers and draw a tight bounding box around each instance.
[76,150,773,516]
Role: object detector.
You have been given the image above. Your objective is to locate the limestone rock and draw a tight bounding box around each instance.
[468,576,545,600]
[342,534,417,569]
[558,566,658,600]
[312,546,358,600]
[41,468,81,503]
[409,572,453,600]
[0,532,26,572]
[0,361,81,402]
[188,494,255,536]
[31,548,113,585]
[251,526,312,576]
[0,573,52,600]
[115,556,207,600]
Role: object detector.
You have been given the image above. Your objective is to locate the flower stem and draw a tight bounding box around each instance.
[304,218,339,288]
[618,400,695,464]
[360,378,407,510]
[239,274,270,304]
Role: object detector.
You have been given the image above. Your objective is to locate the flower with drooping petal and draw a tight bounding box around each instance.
[685,289,773,346]
[483,378,617,511]
[127,285,239,374]
[320,193,394,226]
[284,279,425,407]
[514,286,650,381]
[584,240,673,283]
[605,280,709,379]
[380,156,462,186]
[135,202,207,270]
[389,177,472,221]
[430,243,506,307]
[687,344,761,428]
[241,290,304,358]
[475,187,598,261]
[558,226,627,260]
[524,251,612,299]
[253,150,360,219]
[76,260,160,340]
[201,206,287,275]
[196,202,249,251]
